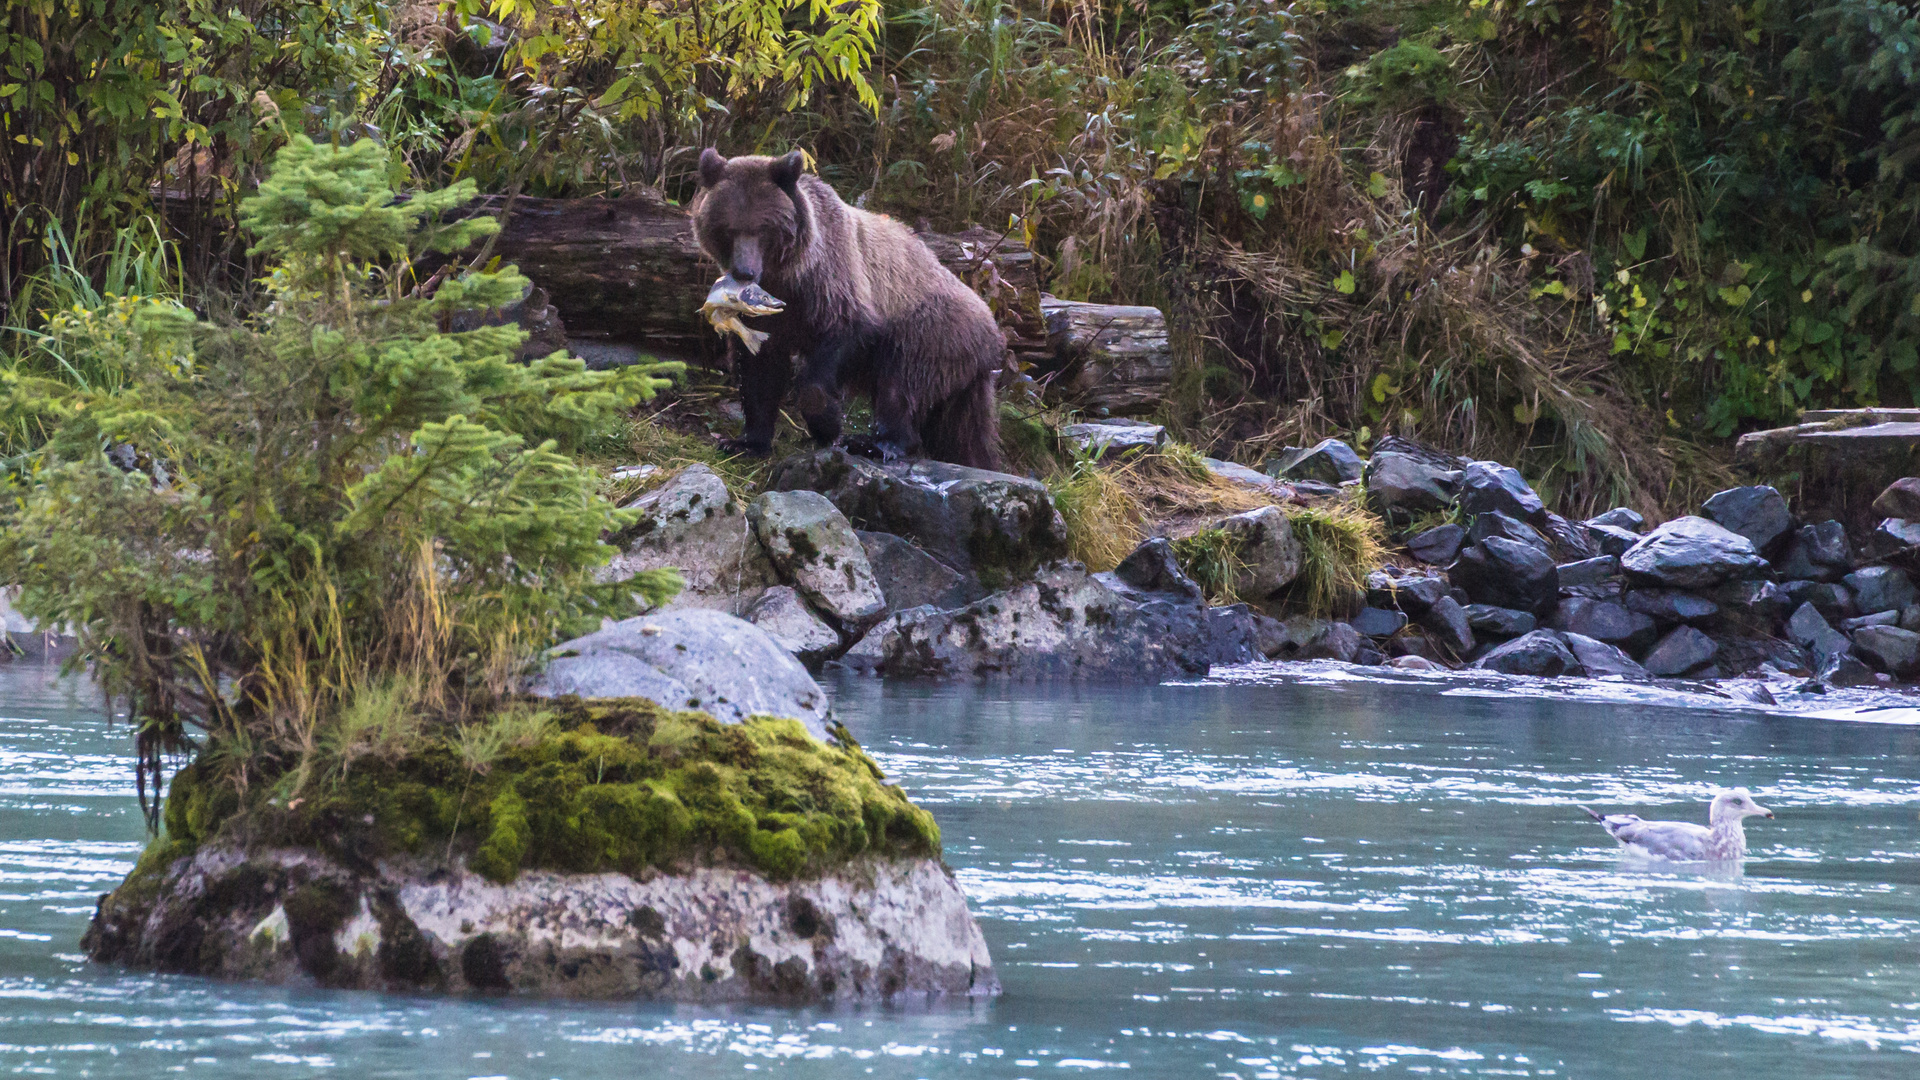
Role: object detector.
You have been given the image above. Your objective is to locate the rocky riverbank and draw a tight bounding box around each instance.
[610,427,1920,697]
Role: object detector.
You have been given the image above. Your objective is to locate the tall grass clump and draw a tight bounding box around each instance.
[0,136,683,823]
[1170,527,1245,605]
[1047,453,1147,572]
[1285,501,1388,618]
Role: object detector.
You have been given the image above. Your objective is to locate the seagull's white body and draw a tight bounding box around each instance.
[1580,788,1774,862]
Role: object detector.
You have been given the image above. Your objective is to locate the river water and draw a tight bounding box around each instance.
[2,661,1918,1078]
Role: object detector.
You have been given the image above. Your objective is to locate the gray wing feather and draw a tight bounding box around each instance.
[1608,819,1711,861]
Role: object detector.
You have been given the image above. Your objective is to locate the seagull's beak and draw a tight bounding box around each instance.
[1757,805,1774,819]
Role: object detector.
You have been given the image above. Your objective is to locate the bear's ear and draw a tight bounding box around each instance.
[769,150,806,191]
[698,148,726,188]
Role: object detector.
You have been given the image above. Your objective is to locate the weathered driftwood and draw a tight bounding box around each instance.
[1735,415,1920,536]
[1038,296,1172,415]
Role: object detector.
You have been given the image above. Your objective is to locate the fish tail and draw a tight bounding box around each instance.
[1578,804,1605,823]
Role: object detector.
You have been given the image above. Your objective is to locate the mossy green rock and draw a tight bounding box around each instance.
[84,699,991,1003]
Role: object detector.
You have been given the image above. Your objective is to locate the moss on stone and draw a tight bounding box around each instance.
[185,697,939,885]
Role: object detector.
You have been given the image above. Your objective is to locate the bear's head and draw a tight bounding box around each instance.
[691,149,809,286]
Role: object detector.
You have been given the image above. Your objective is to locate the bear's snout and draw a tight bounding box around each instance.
[730,235,764,285]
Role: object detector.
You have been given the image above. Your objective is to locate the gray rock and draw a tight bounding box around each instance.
[1350,606,1409,638]
[858,532,983,613]
[1465,604,1537,638]
[1387,627,1448,663]
[531,610,832,740]
[1819,653,1881,687]
[1713,635,1812,677]
[1109,536,1205,603]
[1419,595,1475,656]
[1701,485,1793,554]
[1272,438,1364,484]
[1873,518,1920,555]
[1541,513,1598,560]
[1562,633,1650,678]
[1060,420,1166,459]
[606,464,776,615]
[1872,477,1920,520]
[1407,524,1467,565]
[1844,565,1916,614]
[1203,604,1264,667]
[1782,579,1855,621]
[1364,451,1460,522]
[1458,461,1545,522]
[1549,597,1658,651]
[1469,510,1552,556]
[837,566,1228,679]
[83,844,995,1004]
[1841,609,1900,632]
[1365,570,1448,616]
[1474,630,1578,676]
[750,491,887,628]
[1298,621,1365,662]
[744,587,842,663]
[769,449,1068,588]
[1786,602,1854,666]
[1903,604,1920,632]
[1774,521,1853,583]
[1556,556,1621,588]
[1583,522,1642,557]
[1250,610,1291,658]
[1851,624,1920,678]
[1449,538,1560,615]
[1587,507,1646,532]
[1620,516,1768,589]
[1713,579,1790,622]
[1642,626,1719,677]
[1204,458,1293,498]
[1623,589,1720,624]
[1217,506,1302,599]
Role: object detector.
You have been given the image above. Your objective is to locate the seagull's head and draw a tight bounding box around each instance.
[1711,787,1774,823]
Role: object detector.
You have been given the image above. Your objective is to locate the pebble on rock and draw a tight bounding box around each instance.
[1468,510,1553,556]
[1418,595,1476,656]
[1555,556,1620,588]
[1562,632,1649,679]
[1623,588,1720,624]
[1364,452,1460,522]
[1582,522,1642,557]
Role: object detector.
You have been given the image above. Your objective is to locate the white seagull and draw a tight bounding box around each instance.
[1580,788,1774,862]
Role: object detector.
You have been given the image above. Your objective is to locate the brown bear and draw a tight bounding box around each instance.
[690,149,1004,469]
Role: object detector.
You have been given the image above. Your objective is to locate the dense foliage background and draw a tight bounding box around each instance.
[10,0,1920,514]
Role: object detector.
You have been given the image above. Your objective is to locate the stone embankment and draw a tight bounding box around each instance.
[623,430,1920,696]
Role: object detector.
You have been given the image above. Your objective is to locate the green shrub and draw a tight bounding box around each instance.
[0,136,683,823]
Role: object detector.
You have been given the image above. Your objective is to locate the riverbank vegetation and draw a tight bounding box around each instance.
[15,1,1920,520]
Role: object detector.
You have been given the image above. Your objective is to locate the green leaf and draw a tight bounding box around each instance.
[1334,270,1356,294]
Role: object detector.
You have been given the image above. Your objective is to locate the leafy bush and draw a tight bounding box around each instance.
[0,136,681,820]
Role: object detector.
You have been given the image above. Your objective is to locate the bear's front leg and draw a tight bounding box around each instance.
[720,339,789,456]
[845,381,921,462]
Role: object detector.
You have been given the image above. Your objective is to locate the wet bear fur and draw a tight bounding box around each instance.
[691,149,1004,469]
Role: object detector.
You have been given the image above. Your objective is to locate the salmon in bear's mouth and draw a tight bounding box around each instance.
[701,275,785,354]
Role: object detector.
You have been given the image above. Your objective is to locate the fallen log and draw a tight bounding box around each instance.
[455,192,1051,369]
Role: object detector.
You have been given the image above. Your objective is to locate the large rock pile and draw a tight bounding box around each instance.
[611,450,1271,680]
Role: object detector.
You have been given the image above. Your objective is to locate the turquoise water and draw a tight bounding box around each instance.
[2,661,1919,1077]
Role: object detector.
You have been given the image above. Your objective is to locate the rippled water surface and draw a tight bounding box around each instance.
[3,661,1920,1078]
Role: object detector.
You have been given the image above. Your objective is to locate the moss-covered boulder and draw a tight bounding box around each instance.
[82,701,995,1003]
